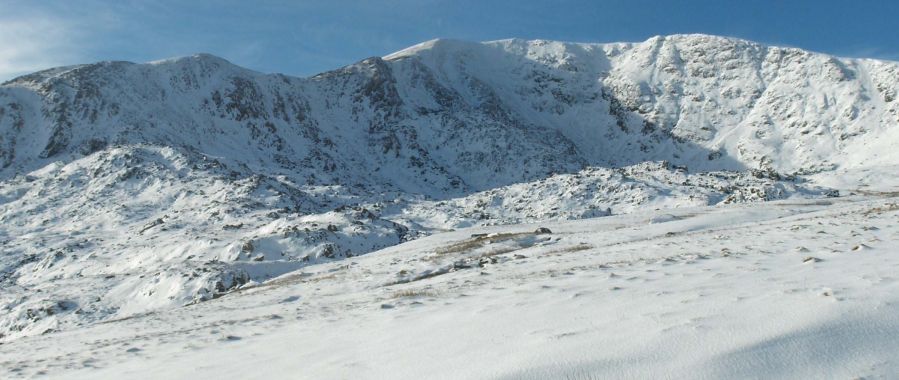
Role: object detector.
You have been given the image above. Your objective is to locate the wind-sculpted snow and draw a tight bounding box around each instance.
[3,195,899,379]
[0,34,896,341]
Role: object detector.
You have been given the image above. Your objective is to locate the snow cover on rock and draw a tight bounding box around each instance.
[0,34,896,347]
[3,196,899,379]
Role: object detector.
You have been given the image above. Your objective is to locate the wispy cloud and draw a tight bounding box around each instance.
[841,47,899,62]
[0,1,129,80]
[3,0,897,82]
[0,12,85,80]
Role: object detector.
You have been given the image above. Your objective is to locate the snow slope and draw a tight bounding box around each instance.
[0,34,897,343]
[386,35,899,173]
[2,195,898,379]
[0,147,827,341]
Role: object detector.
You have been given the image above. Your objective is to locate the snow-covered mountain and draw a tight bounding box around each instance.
[1,34,897,341]
[4,34,899,184]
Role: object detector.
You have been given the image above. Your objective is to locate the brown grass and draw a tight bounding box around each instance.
[391,288,439,298]
[863,202,899,216]
[544,243,594,256]
[434,232,534,255]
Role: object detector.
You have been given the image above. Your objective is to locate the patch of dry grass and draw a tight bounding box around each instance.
[434,232,535,255]
[544,243,594,256]
[863,202,899,216]
[391,288,439,298]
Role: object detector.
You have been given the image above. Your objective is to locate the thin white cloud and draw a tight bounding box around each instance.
[0,13,86,80]
[842,47,899,63]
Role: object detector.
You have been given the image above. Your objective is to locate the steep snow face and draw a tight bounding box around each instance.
[0,53,584,194]
[0,34,895,341]
[387,35,899,174]
[3,35,897,187]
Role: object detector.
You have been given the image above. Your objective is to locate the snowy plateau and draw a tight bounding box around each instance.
[1,34,899,378]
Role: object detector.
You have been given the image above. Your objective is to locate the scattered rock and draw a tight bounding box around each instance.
[477,257,498,267]
[534,227,553,234]
[139,218,165,234]
[803,256,822,263]
[852,244,872,252]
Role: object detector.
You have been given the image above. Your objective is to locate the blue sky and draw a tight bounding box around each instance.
[2,0,898,80]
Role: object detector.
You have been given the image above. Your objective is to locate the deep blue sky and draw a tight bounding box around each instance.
[2,0,898,80]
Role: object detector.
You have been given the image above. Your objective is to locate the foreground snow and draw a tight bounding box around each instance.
[3,194,897,379]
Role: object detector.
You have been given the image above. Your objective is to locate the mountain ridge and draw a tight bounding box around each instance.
[3,33,898,179]
[0,33,895,341]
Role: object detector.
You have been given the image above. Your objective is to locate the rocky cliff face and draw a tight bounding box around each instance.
[386,35,899,174]
[0,34,893,341]
[5,35,896,188]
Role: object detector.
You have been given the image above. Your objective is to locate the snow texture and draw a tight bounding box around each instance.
[0,34,898,378]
